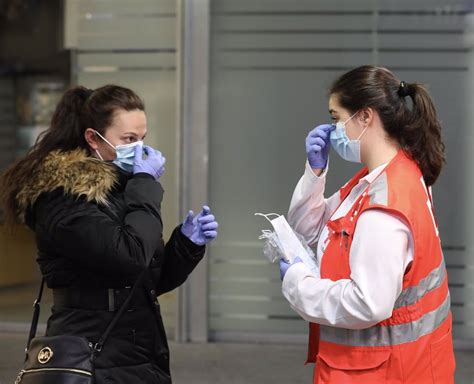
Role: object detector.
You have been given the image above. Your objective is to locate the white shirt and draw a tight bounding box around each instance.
[282,161,414,330]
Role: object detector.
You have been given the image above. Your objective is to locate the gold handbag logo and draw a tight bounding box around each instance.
[37,347,53,364]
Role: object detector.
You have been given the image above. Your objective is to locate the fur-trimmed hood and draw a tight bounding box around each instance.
[16,149,117,220]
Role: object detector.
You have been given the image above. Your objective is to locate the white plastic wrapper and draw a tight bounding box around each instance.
[256,213,319,276]
[258,229,284,263]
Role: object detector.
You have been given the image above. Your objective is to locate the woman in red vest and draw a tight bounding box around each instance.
[280,66,455,383]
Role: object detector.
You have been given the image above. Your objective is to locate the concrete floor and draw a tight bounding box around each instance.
[1,332,473,384]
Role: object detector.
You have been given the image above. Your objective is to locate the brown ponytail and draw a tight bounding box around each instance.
[330,65,445,186]
[0,84,144,226]
[399,82,445,186]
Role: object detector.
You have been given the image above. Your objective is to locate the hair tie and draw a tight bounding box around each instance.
[398,81,411,98]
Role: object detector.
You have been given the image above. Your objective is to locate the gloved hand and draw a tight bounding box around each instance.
[279,256,303,281]
[181,205,218,246]
[133,145,166,181]
[305,124,335,169]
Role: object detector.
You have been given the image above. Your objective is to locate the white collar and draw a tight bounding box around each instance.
[360,162,388,184]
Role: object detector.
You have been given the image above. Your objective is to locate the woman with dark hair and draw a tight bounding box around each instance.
[280,66,455,383]
[0,85,218,383]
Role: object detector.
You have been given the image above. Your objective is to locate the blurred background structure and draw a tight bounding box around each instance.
[0,0,473,382]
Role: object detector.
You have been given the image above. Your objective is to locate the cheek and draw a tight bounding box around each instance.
[345,124,358,140]
[98,142,117,160]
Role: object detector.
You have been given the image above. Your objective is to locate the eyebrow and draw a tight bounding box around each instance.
[123,132,147,138]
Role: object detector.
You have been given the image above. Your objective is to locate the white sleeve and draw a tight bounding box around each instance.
[287,160,341,245]
[282,209,414,329]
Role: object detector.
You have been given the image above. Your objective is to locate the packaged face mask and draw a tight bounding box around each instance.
[255,213,319,276]
[258,229,284,263]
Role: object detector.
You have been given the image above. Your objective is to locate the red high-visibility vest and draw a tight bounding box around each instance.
[307,150,455,383]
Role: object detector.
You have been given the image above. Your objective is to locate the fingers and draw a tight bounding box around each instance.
[307,127,331,144]
[134,144,143,159]
[159,155,167,168]
[197,205,218,240]
[308,123,333,137]
[197,205,212,220]
[307,137,327,148]
[201,221,218,231]
[143,145,155,157]
[184,210,194,225]
[203,230,217,239]
[198,214,215,225]
[279,258,290,265]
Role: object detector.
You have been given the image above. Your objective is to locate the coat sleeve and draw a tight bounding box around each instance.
[34,174,164,280]
[156,225,206,295]
[288,160,341,245]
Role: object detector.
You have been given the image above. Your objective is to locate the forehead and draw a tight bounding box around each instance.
[328,94,342,113]
[109,109,147,132]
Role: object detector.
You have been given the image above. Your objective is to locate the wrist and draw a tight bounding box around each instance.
[311,167,325,176]
[133,172,155,180]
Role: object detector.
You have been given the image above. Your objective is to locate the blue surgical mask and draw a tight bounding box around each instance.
[330,112,368,163]
[94,131,143,173]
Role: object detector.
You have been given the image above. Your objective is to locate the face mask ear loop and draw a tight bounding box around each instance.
[356,126,369,141]
[254,212,281,223]
[343,111,359,125]
[95,149,104,160]
[94,130,116,151]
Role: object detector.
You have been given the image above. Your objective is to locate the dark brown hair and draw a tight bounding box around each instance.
[330,65,445,186]
[0,84,145,226]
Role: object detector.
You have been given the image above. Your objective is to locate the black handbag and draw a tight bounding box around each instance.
[15,270,148,384]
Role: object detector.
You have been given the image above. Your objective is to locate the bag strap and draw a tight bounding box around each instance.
[26,266,151,359]
[25,278,45,356]
[91,268,148,356]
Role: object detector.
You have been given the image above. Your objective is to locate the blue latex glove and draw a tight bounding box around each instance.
[279,256,303,281]
[181,205,218,246]
[133,145,166,181]
[305,124,335,169]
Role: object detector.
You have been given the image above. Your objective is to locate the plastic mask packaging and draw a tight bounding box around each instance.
[255,213,319,276]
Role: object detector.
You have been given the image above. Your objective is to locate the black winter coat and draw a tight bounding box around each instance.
[18,149,205,383]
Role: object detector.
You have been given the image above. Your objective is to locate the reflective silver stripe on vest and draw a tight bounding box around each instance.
[319,293,450,347]
[394,259,446,309]
[369,172,388,206]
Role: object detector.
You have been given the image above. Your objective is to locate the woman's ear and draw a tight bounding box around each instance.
[360,108,374,127]
[84,128,99,150]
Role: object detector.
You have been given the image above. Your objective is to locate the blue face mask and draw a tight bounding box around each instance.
[330,112,368,163]
[94,131,143,173]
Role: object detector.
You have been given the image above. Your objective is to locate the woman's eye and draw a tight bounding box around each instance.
[125,137,136,143]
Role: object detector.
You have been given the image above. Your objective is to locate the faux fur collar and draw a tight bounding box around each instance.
[16,149,117,220]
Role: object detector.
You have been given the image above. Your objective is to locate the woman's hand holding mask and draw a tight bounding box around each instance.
[305,124,335,169]
[133,145,166,181]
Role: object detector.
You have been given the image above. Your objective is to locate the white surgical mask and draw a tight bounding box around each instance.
[330,112,368,163]
[94,130,143,173]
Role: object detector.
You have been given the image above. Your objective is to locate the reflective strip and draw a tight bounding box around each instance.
[319,293,450,347]
[369,172,388,206]
[394,259,446,309]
